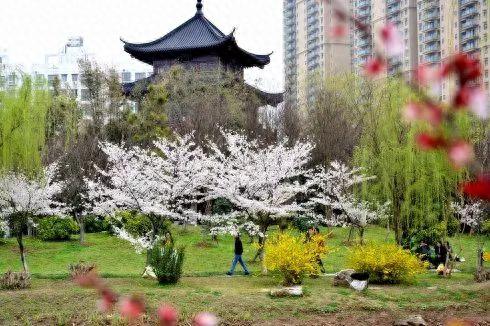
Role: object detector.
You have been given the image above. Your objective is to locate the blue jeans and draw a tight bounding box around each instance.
[228,254,249,274]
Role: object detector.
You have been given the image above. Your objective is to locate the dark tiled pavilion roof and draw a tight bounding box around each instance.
[121,0,271,68]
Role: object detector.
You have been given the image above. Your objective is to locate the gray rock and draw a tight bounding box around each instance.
[333,269,355,287]
[394,315,427,326]
[270,286,303,297]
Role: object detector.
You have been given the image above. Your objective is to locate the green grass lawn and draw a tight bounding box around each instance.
[0,226,485,277]
[0,226,489,325]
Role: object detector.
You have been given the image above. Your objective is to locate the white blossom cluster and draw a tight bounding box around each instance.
[202,131,316,233]
[0,164,65,220]
[86,131,387,249]
[0,220,8,238]
[87,134,210,223]
[307,161,382,228]
[451,201,485,229]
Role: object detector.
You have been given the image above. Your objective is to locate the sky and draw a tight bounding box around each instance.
[0,0,284,92]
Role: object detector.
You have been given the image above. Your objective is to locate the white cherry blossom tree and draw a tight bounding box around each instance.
[205,131,316,269]
[0,164,64,273]
[451,201,485,232]
[307,161,383,243]
[86,134,211,254]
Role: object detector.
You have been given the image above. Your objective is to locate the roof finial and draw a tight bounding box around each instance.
[196,0,203,14]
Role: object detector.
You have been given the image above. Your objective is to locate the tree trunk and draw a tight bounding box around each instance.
[16,233,28,274]
[358,227,365,245]
[79,217,86,245]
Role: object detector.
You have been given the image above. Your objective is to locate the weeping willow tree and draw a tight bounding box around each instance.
[0,76,50,175]
[353,78,475,244]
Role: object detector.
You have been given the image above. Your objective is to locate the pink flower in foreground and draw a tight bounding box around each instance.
[415,64,442,87]
[462,175,490,201]
[467,88,488,119]
[193,312,218,326]
[403,102,424,122]
[447,141,474,169]
[416,133,447,151]
[97,289,118,313]
[364,57,386,77]
[455,87,489,119]
[158,305,179,326]
[330,24,348,38]
[119,296,145,320]
[403,102,443,126]
[380,23,403,57]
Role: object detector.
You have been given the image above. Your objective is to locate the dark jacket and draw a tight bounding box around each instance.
[234,237,243,255]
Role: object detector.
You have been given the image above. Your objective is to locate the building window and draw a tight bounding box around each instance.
[72,74,79,83]
[121,71,132,82]
[61,74,68,83]
[135,72,146,81]
[47,74,57,86]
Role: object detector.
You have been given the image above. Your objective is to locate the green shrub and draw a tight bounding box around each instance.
[124,213,153,237]
[37,216,79,241]
[84,215,110,233]
[348,243,427,284]
[482,220,490,235]
[149,243,185,285]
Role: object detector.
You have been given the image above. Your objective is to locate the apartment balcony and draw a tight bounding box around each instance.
[424,32,440,42]
[423,22,440,32]
[460,7,479,20]
[357,38,371,47]
[357,48,372,56]
[423,43,440,54]
[357,0,370,9]
[386,4,401,16]
[460,19,478,31]
[461,32,479,42]
[356,9,371,19]
[423,10,440,21]
[425,53,441,63]
[424,0,439,10]
[460,0,478,9]
[461,40,478,52]
[386,0,400,6]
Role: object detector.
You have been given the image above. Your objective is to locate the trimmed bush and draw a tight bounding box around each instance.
[264,231,328,286]
[0,270,31,290]
[37,216,79,241]
[348,243,426,284]
[149,243,185,285]
[84,215,110,233]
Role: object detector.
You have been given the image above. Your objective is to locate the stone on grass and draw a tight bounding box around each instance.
[142,266,157,279]
[394,315,427,326]
[269,286,303,297]
[333,269,355,287]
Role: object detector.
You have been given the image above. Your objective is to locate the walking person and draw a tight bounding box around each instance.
[227,234,250,276]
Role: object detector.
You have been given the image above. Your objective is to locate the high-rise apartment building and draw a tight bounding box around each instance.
[284,0,351,108]
[284,0,490,107]
[351,0,419,78]
[416,0,490,101]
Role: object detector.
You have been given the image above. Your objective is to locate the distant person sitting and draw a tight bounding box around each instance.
[226,235,250,276]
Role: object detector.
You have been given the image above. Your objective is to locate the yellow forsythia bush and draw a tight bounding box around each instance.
[264,232,328,286]
[348,243,426,284]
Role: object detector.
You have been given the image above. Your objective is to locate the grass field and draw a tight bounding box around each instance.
[0,226,489,325]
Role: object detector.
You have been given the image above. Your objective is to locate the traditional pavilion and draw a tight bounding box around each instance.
[121,0,282,106]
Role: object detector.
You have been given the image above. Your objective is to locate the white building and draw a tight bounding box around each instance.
[0,49,24,88]
[31,37,152,102]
